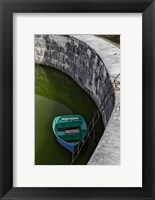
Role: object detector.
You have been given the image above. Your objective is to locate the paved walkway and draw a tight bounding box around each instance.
[73,35,120,165]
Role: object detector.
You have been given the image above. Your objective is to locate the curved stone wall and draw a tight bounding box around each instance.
[35,35,115,126]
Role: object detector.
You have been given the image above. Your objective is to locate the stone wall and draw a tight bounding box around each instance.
[35,35,115,126]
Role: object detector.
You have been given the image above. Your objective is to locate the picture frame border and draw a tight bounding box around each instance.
[0,0,154,199]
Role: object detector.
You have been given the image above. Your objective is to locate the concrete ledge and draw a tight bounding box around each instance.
[88,91,120,165]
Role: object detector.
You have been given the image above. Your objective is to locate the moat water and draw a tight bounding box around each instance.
[35,64,104,165]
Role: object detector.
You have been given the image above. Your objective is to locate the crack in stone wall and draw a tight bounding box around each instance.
[35,35,115,126]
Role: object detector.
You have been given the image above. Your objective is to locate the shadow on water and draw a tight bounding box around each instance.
[35,64,104,165]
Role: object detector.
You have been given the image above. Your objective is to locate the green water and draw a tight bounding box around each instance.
[35,64,104,165]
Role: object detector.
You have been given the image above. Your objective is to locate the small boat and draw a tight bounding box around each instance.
[52,114,87,152]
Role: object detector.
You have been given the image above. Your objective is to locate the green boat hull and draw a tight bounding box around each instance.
[52,115,87,152]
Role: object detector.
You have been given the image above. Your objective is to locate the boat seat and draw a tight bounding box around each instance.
[57,126,81,132]
[56,121,82,129]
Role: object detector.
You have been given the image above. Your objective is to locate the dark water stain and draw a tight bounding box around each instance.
[35,64,104,165]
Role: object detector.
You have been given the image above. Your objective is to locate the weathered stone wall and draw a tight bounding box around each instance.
[35,35,115,126]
